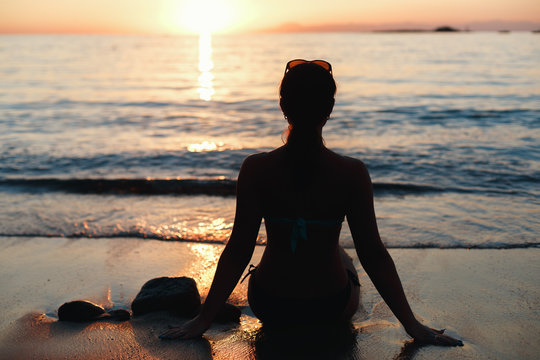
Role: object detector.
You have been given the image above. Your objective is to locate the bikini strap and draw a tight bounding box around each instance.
[291,218,307,253]
[240,264,257,283]
[265,216,345,254]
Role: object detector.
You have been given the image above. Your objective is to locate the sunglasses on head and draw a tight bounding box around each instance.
[285,59,332,74]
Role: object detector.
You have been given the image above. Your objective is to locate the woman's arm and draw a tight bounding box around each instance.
[346,160,462,346]
[160,156,262,340]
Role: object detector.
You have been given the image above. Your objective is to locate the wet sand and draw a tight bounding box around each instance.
[0,236,538,359]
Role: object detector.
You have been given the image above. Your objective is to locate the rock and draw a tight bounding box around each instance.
[131,277,201,316]
[131,276,241,323]
[58,300,106,322]
[107,309,131,321]
[58,301,132,322]
[214,302,241,323]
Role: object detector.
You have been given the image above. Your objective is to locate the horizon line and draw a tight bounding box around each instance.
[1,29,539,36]
[1,19,539,35]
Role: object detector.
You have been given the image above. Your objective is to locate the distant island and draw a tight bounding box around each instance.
[375,26,461,33]
[260,21,540,33]
[434,26,460,32]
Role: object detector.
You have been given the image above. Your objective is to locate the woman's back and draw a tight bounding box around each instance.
[161,60,463,346]
[248,145,364,298]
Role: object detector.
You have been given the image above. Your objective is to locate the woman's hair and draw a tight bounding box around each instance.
[279,62,336,182]
[280,62,336,149]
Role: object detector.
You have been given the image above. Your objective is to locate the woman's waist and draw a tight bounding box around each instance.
[264,230,342,254]
[253,257,348,298]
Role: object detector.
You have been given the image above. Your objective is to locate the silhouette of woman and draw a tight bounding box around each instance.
[161,59,462,346]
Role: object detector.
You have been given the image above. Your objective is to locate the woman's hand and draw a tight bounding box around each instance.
[159,315,211,340]
[406,322,463,346]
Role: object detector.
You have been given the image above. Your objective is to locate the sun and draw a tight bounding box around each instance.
[180,0,233,34]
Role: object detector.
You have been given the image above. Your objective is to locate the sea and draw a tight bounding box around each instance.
[0,32,538,249]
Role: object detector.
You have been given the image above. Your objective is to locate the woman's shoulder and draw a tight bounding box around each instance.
[238,151,275,178]
[325,148,368,174]
[241,147,286,167]
[241,151,271,167]
[323,150,373,197]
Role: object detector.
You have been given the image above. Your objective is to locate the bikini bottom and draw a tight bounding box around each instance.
[247,267,360,328]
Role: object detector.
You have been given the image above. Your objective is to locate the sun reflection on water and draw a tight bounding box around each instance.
[187,243,221,297]
[197,32,214,101]
[186,242,250,306]
[191,217,232,240]
[187,140,223,152]
[141,216,233,243]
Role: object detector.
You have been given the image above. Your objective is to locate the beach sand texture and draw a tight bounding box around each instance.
[0,237,538,359]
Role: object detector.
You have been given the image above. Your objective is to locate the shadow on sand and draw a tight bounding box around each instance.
[250,321,359,360]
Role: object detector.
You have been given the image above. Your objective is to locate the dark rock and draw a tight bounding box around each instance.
[131,277,201,316]
[58,301,132,322]
[107,309,131,321]
[214,302,241,323]
[58,300,106,322]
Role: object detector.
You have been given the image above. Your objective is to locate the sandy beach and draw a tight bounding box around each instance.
[0,236,538,359]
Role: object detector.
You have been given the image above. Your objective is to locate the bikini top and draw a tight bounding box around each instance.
[264,215,345,253]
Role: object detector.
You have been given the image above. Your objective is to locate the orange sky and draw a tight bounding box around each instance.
[1,0,539,34]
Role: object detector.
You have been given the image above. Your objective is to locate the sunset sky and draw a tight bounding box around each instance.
[1,0,539,34]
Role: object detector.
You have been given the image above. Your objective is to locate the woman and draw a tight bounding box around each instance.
[161,60,462,346]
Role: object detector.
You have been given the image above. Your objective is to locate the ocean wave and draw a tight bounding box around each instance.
[0,178,237,196]
[2,98,276,111]
[371,107,540,126]
[0,178,534,197]
[0,233,538,249]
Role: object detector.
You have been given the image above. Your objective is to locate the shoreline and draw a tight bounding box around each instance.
[0,236,539,359]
